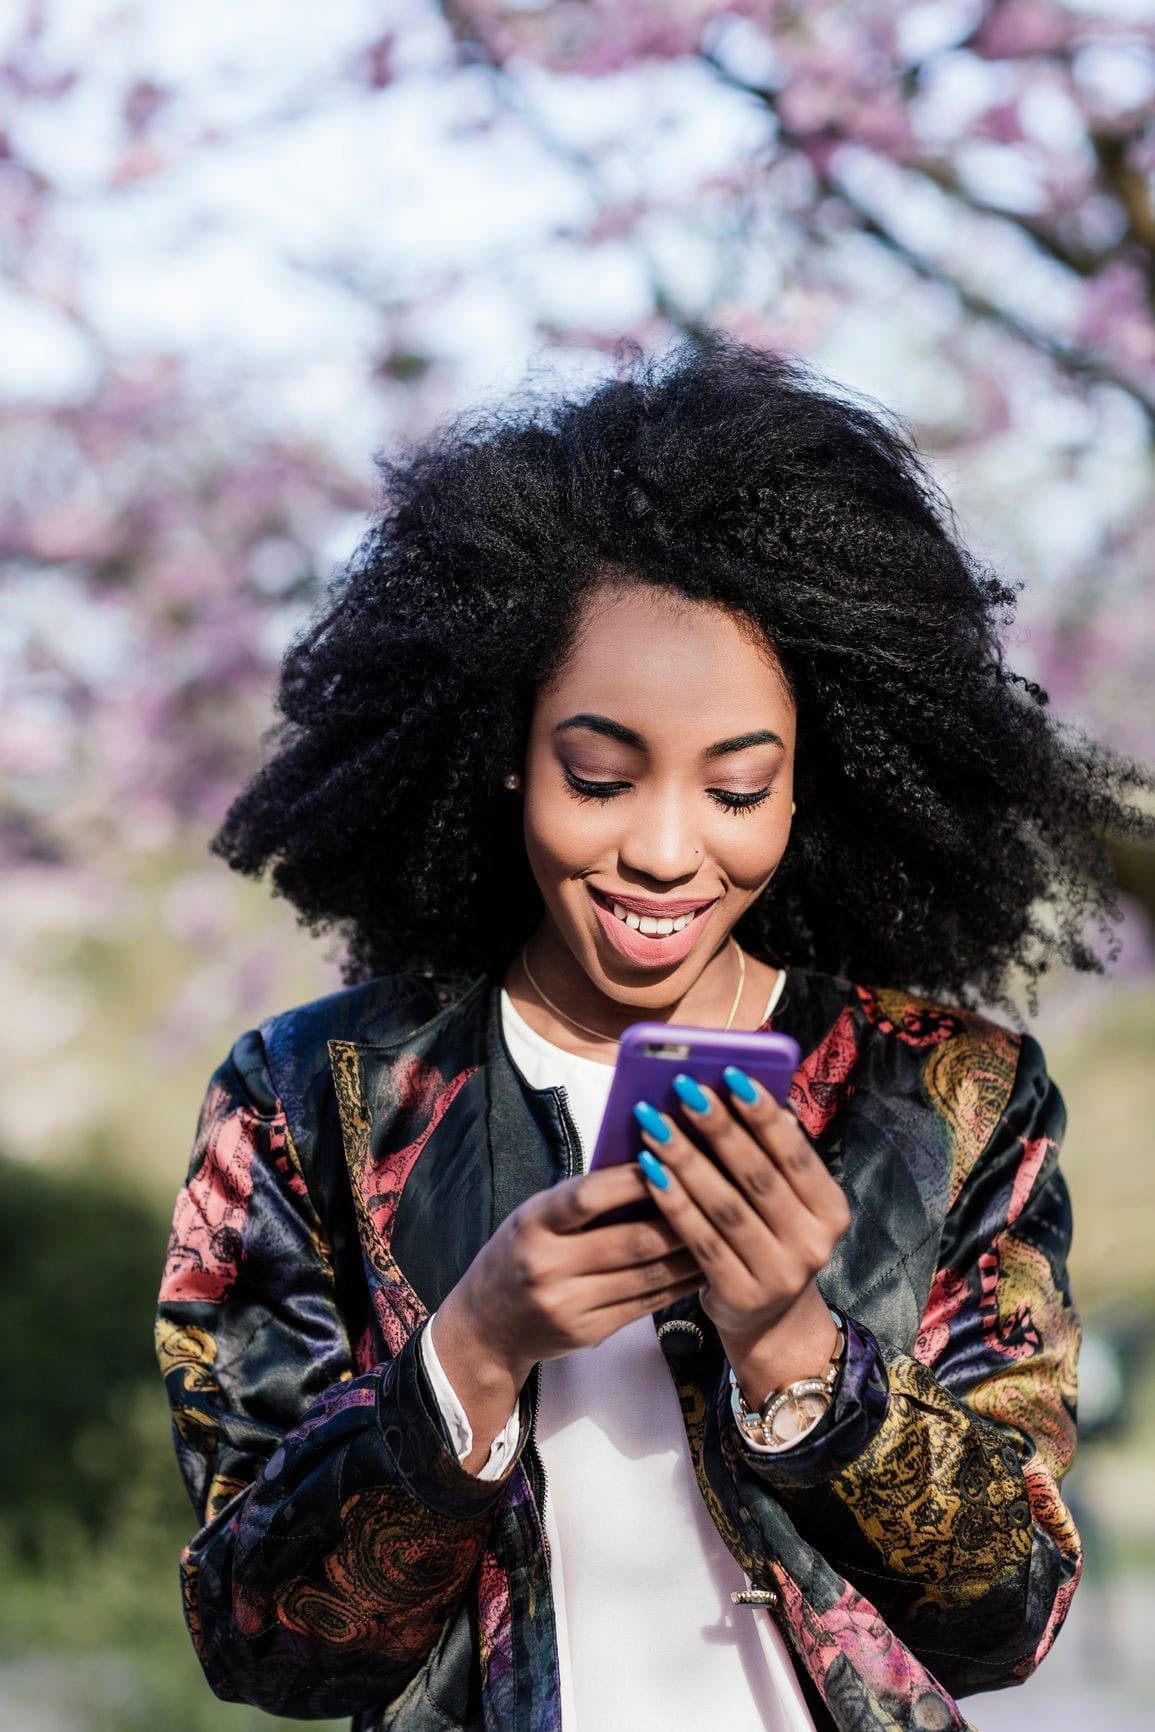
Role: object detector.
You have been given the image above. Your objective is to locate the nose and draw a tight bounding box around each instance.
[616,783,705,886]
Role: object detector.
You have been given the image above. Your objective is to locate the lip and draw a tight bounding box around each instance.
[589,888,719,918]
[588,886,717,969]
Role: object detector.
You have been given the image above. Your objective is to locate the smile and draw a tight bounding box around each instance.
[587,888,718,968]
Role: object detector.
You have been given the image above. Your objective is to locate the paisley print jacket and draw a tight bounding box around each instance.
[156,962,1081,1732]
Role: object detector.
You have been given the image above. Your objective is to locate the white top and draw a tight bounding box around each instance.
[422,971,813,1732]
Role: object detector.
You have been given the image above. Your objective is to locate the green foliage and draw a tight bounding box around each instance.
[0,1155,345,1726]
[0,1153,167,1559]
[0,1393,344,1729]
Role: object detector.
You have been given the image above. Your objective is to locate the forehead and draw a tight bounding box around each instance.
[539,582,795,740]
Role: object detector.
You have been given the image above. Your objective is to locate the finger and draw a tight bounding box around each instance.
[634,1102,779,1278]
[634,1143,764,1296]
[567,1215,692,1274]
[724,1073,851,1235]
[680,1074,849,1228]
[672,1079,851,1256]
[579,1246,702,1309]
[670,1077,789,1217]
[534,1162,651,1234]
[587,1271,705,1335]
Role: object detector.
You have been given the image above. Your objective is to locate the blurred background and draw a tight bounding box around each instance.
[1,1,1154,1727]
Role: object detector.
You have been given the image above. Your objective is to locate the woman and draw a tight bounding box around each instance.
[156,337,1152,1732]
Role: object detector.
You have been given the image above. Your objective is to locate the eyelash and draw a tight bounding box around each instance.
[563,768,771,816]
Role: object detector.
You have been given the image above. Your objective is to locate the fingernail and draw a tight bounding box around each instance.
[633,1100,672,1143]
[637,1148,670,1190]
[672,1073,711,1114]
[722,1065,759,1105]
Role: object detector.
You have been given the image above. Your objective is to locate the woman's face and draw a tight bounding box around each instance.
[521,580,796,1010]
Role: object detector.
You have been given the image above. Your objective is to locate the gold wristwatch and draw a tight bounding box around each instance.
[729,1307,846,1452]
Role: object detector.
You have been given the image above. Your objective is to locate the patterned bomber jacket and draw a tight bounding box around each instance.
[155,962,1082,1732]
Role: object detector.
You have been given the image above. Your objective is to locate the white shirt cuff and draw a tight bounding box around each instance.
[420,1310,522,1481]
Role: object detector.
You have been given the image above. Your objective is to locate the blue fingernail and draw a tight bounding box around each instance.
[637,1148,670,1190]
[633,1100,672,1143]
[672,1073,710,1114]
[722,1065,759,1105]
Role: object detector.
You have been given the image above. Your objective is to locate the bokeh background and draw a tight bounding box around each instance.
[2,2,1154,1727]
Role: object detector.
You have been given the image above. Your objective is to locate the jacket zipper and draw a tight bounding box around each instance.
[525,1083,584,1570]
[526,1364,551,1567]
[554,1083,584,1180]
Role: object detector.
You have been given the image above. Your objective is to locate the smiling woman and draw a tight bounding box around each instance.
[157,334,1154,1732]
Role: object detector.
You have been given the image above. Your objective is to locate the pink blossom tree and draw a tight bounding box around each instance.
[1,0,1152,1161]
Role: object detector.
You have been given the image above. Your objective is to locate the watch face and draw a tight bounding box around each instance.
[767,1387,830,1445]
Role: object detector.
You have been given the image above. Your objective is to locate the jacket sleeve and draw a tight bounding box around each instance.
[723,1030,1082,1699]
[155,1031,528,1719]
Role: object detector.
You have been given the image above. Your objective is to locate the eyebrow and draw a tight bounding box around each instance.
[552,713,785,758]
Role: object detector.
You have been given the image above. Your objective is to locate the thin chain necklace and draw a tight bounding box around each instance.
[519,938,747,1045]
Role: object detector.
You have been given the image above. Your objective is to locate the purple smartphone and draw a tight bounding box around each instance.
[586,1022,801,1223]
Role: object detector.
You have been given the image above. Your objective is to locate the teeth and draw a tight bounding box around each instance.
[609,900,699,935]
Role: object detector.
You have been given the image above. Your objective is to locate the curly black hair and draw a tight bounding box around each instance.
[214,333,1155,1014]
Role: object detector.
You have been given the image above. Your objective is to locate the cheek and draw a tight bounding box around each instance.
[714,812,790,890]
[522,784,603,881]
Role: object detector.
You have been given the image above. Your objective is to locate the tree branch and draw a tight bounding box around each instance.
[700,47,1155,428]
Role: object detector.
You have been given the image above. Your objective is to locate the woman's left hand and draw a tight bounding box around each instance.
[634,1071,851,1396]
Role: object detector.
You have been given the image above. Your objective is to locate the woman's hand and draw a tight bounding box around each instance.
[430,1161,702,1471]
[633,1070,851,1404]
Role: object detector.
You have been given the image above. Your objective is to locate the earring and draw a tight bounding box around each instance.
[503,771,522,791]
[791,801,796,815]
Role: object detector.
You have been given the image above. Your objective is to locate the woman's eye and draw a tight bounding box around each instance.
[564,769,631,801]
[710,788,771,814]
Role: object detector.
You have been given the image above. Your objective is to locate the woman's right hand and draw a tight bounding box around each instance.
[429,1162,702,1472]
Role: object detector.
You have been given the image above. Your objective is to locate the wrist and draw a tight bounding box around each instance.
[431,1287,532,1406]
[723,1282,840,1409]
[728,1297,846,1454]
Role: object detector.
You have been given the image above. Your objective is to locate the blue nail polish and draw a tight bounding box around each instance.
[637,1148,671,1190]
[722,1065,759,1105]
[672,1072,710,1114]
[633,1100,672,1143]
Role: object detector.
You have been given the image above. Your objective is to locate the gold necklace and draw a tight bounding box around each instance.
[519,938,747,1045]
